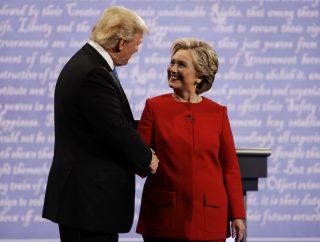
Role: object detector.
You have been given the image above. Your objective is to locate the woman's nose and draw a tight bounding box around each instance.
[169,64,177,73]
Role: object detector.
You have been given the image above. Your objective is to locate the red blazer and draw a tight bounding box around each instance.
[136,94,245,240]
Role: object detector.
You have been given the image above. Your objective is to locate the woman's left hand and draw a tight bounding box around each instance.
[231,219,245,242]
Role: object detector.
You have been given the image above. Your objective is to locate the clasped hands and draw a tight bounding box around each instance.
[149,148,159,174]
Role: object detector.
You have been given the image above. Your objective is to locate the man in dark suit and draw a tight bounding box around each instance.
[42,6,159,242]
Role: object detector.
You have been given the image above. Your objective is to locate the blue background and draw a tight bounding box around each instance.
[0,0,319,241]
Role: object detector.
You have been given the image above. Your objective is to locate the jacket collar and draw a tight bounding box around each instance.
[81,43,113,72]
[88,40,115,70]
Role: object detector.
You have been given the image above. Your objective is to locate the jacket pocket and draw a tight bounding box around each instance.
[203,192,228,233]
[141,189,176,231]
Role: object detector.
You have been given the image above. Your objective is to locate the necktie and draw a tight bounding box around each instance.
[113,67,119,79]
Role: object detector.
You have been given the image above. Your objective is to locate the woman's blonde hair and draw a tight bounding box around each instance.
[171,38,219,94]
[90,6,148,49]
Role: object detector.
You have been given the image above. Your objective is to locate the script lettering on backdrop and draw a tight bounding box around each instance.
[0,0,319,241]
[0,2,102,238]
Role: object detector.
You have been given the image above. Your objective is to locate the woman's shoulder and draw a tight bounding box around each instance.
[147,93,172,104]
[202,96,225,110]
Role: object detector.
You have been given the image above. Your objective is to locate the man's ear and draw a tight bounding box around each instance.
[116,39,126,51]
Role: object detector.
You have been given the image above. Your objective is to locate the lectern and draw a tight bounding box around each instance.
[236,148,272,242]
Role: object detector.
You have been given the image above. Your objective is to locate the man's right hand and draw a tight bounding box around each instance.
[149,149,159,174]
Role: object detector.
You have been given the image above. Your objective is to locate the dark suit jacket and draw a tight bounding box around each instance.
[42,43,151,233]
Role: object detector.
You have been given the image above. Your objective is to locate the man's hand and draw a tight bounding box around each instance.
[149,149,159,174]
[231,219,245,242]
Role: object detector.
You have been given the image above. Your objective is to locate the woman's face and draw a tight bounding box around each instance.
[167,49,198,94]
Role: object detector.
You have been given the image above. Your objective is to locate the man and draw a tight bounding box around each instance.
[42,6,159,242]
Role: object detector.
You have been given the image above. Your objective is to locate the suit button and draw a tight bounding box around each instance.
[186,114,193,121]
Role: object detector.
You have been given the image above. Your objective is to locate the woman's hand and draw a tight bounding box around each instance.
[231,219,245,242]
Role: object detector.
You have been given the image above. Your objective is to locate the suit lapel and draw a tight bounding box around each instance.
[110,71,135,124]
[82,43,135,125]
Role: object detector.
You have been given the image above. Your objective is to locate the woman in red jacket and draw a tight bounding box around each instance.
[137,38,245,242]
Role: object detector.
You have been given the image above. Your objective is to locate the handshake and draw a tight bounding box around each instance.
[149,148,159,174]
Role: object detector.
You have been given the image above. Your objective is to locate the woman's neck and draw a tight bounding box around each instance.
[172,91,201,103]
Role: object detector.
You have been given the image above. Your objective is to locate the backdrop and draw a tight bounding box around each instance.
[0,0,319,241]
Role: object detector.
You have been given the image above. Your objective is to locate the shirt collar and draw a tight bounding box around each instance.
[88,40,115,70]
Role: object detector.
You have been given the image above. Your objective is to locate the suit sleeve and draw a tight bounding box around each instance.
[219,106,246,219]
[137,99,154,149]
[78,67,151,175]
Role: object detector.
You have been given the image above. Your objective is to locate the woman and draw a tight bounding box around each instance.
[136,38,245,242]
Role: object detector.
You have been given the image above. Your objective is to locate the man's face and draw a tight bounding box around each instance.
[116,32,144,66]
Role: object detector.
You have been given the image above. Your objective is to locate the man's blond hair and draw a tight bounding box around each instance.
[90,6,148,49]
